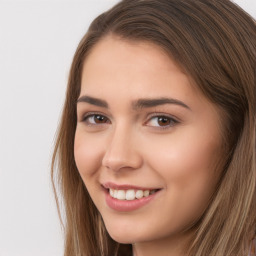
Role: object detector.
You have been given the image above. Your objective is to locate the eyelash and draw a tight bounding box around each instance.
[81,112,179,129]
[145,113,179,129]
[81,112,111,126]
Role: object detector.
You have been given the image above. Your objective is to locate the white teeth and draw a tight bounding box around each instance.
[110,188,114,197]
[109,188,157,200]
[143,190,150,197]
[116,190,126,200]
[135,190,143,199]
[126,189,135,200]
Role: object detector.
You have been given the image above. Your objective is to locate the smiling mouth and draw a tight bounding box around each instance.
[108,188,160,200]
[103,183,162,211]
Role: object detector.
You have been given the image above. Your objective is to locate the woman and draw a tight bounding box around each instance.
[51,0,256,255]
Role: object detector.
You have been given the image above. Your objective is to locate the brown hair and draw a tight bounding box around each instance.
[51,0,256,255]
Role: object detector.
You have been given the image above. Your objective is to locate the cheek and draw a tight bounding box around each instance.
[74,130,104,178]
[145,126,221,179]
[143,128,221,220]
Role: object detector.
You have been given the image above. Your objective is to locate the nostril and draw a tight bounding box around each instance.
[102,150,143,172]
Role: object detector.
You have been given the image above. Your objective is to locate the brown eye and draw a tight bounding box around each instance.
[94,115,108,123]
[157,117,171,126]
[83,114,110,125]
[146,115,178,128]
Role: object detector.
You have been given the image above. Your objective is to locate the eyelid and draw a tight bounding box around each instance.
[145,112,180,128]
[80,111,111,124]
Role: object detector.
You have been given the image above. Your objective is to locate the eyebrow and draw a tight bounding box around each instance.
[77,95,190,110]
[133,97,191,110]
[77,95,108,108]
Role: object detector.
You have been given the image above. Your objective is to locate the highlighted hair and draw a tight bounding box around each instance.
[51,0,256,255]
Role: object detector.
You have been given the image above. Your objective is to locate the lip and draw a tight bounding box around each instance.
[102,182,162,212]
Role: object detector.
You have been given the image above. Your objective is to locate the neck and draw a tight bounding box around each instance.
[132,230,193,256]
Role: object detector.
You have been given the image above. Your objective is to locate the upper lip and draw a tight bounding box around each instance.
[102,182,161,190]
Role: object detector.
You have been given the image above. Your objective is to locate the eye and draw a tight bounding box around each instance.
[82,113,110,125]
[146,115,178,128]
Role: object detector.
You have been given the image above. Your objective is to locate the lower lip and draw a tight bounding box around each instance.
[104,190,159,212]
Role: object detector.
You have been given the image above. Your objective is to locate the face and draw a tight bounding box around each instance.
[74,36,223,245]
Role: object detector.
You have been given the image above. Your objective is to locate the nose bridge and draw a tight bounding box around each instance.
[102,122,142,171]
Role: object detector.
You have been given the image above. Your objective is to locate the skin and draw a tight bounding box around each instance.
[74,35,224,256]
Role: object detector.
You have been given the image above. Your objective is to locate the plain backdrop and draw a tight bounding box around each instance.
[0,1,255,255]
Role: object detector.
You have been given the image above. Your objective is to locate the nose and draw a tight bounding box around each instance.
[102,125,143,172]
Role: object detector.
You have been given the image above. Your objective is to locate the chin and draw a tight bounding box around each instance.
[108,232,135,244]
[104,222,147,244]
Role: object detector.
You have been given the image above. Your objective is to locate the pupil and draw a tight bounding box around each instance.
[95,115,105,123]
[158,117,170,126]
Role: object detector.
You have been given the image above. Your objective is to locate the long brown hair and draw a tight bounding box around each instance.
[51,0,256,255]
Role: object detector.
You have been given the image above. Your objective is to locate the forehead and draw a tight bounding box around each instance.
[80,36,198,101]
[84,35,174,70]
